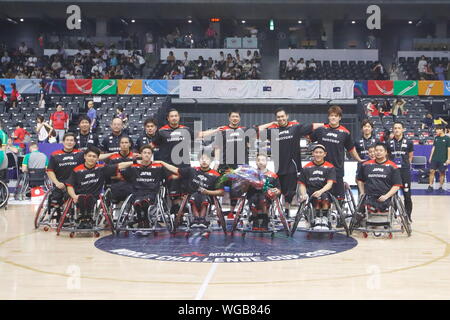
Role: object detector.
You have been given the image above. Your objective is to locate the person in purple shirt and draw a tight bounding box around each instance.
[434,63,446,81]
[86,100,97,130]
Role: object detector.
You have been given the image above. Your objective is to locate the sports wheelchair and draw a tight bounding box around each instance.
[15,168,52,201]
[171,192,227,238]
[229,193,291,238]
[290,192,350,239]
[55,193,115,238]
[349,193,412,239]
[115,186,174,236]
[0,169,9,210]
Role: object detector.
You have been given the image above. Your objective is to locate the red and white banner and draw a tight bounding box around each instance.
[67,79,92,95]
[368,80,393,95]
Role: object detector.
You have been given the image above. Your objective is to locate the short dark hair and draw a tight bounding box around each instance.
[84,145,101,157]
[166,108,179,118]
[28,142,38,149]
[36,115,44,123]
[78,115,91,125]
[274,108,287,116]
[361,119,374,129]
[16,122,23,128]
[393,121,404,128]
[63,132,76,141]
[374,142,387,151]
[119,136,131,144]
[140,144,153,153]
[144,118,158,127]
[228,109,241,117]
[116,106,124,112]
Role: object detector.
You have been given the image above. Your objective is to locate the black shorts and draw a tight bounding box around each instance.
[110,181,133,202]
[430,161,447,173]
[247,192,271,212]
[189,192,212,209]
[331,174,345,200]
[309,192,332,207]
[133,192,157,205]
[278,172,297,203]
[50,186,66,206]
[365,195,390,213]
[166,173,188,198]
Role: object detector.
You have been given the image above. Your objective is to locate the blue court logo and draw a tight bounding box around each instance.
[95,232,358,263]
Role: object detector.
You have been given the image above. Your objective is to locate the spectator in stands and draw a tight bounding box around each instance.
[424,64,435,80]
[286,58,296,79]
[116,106,129,133]
[389,63,399,81]
[86,100,97,131]
[35,115,53,143]
[21,142,48,173]
[0,85,7,105]
[12,122,30,149]
[222,68,232,80]
[9,83,22,111]
[1,52,11,66]
[18,42,28,55]
[391,98,407,121]
[371,61,384,80]
[245,50,253,60]
[418,55,427,78]
[212,64,221,79]
[51,57,62,74]
[253,51,261,63]
[379,100,391,117]
[434,63,446,81]
[296,58,306,77]
[0,121,8,149]
[420,113,448,130]
[166,51,175,64]
[366,100,380,117]
[308,59,317,72]
[50,104,69,143]
[205,24,217,48]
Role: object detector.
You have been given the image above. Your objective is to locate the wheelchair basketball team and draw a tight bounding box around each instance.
[8,104,449,237]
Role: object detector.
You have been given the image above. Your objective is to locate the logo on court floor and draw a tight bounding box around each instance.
[95,232,358,263]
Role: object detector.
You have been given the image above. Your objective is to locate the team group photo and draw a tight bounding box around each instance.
[0,0,450,304]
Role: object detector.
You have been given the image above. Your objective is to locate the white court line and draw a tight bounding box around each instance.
[195,262,218,300]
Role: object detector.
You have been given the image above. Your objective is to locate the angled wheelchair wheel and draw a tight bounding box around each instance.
[394,195,412,237]
[291,200,312,237]
[213,197,227,234]
[349,194,367,235]
[331,194,350,237]
[0,180,9,209]
[34,191,51,229]
[343,182,356,219]
[115,194,134,232]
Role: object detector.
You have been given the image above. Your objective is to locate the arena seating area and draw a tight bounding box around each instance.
[0,95,169,144]
[398,56,449,80]
[279,59,388,80]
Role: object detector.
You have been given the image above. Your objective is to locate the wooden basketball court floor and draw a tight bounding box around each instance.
[1,195,450,300]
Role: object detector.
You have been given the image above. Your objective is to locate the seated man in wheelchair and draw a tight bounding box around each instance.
[16,142,48,199]
[120,145,167,234]
[356,142,402,224]
[65,146,134,229]
[298,144,336,230]
[242,153,281,230]
[157,152,224,229]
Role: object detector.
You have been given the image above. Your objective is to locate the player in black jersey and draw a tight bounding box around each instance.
[106,136,135,202]
[121,145,166,232]
[151,108,193,214]
[46,133,85,210]
[355,119,379,161]
[310,106,363,203]
[357,142,402,214]
[135,118,159,156]
[298,144,336,230]
[243,153,281,230]
[198,110,251,214]
[75,115,99,151]
[157,153,224,228]
[386,121,414,221]
[66,146,134,229]
[258,108,323,216]
[101,117,133,153]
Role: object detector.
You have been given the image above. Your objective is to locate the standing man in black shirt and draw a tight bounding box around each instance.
[198,110,251,214]
[357,142,402,214]
[310,106,363,204]
[101,118,133,153]
[75,115,99,151]
[258,108,323,216]
[354,119,379,161]
[107,136,135,202]
[151,108,193,214]
[135,118,159,158]
[386,121,414,221]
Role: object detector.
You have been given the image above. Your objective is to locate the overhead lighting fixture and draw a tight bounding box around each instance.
[6,17,18,24]
[131,19,135,23]
[78,19,82,22]
[20,18,24,22]
[241,20,246,24]
[298,20,303,24]
[120,18,129,26]
[188,19,192,24]
[351,20,356,24]
[408,20,413,24]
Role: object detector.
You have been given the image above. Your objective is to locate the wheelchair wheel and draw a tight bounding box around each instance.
[213,197,227,233]
[349,194,367,234]
[0,180,9,209]
[158,190,174,233]
[394,195,412,237]
[115,194,134,232]
[343,183,357,219]
[34,191,51,229]
[331,195,350,237]
[291,200,309,237]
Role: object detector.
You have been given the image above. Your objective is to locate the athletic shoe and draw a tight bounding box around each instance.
[284,209,290,218]
[321,217,330,230]
[438,187,444,193]
[427,186,433,193]
[313,217,322,230]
